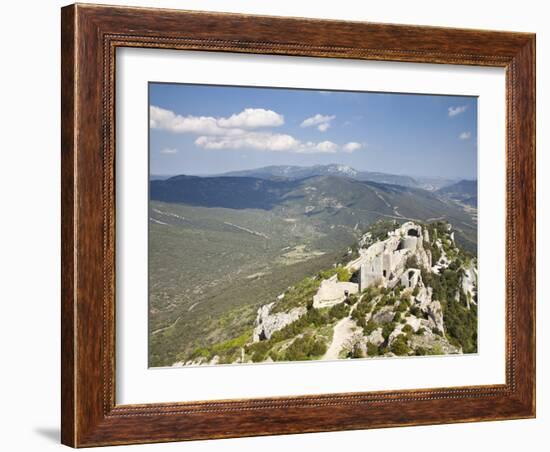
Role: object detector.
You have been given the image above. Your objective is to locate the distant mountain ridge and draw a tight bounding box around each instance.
[151,173,451,213]
[152,165,463,191]
[215,164,423,189]
[148,170,479,366]
[436,180,478,207]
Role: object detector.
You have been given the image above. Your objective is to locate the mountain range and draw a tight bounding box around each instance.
[148,164,478,367]
[152,164,471,191]
[436,179,478,207]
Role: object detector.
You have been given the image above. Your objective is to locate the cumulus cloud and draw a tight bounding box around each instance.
[317,123,330,132]
[448,105,467,117]
[459,131,471,140]
[195,133,339,154]
[300,114,336,132]
[151,106,359,154]
[150,106,283,135]
[159,147,178,154]
[343,142,362,152]
[217,108,284,129]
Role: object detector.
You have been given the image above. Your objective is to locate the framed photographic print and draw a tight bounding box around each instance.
[61,3,536,447]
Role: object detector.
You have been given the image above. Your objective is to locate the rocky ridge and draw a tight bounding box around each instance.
[182,220,477,366]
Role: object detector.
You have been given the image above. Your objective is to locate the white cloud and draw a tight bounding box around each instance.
[151,106,359,154]
[150,106,283,135]
[448,105,467,117]
[459,131,471,140]
[159,147,178,154]
[217,108,284,129]
[312,141,338,153]
[195,132,338,154]
[300,114,335,132]
[343,142,362,152]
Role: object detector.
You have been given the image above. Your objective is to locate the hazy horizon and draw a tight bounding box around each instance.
[149,163,477,182]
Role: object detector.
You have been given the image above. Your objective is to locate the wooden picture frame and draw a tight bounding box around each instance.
[61,3,536,447]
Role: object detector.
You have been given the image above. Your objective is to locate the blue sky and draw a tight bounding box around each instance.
[149,83,477,180]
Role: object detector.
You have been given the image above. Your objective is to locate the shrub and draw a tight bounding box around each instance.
[441,299,478,353]
[396,300,409,312]
[283,334,327,361]
[270,308,328,343]
[347,293,359,305]
[246,340,272,362]
[364,320,379,336]
[390,334,411,356]
[351,309,367,329]
[415,327,426,335]
[309,339,328,357]
[382,322,396,342]
[362,286,380,299]
[328,303,350,321]
[190,347,212,361]
[318,268,337,280]
[336,266,352,282]
[343,333,365,359]
[415,347,427,356]
[402,324,414,335]
[367,219,399,242]
[428,343,444,355]
[366,342,380,356]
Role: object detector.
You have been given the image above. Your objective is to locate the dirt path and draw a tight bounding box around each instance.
[323,312,357,360]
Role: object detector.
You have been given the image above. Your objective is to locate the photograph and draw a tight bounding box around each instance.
[148,83,479,367]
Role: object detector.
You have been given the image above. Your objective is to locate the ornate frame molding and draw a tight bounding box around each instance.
[61,4,535,447]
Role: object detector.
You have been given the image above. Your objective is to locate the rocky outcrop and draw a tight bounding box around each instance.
[408,329,461,354]
[252,302,307,342]
[461,260,478,309]
[365,327,384,347]
[236,220,475,363]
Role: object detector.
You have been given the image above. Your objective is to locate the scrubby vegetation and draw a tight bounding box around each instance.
[271,276,321,313]
[318,265,351,282]
[189,330,251,364]
[282,334,328,361]
[367,219,400,242]
[161,216,477,366]
[391,334,411,356]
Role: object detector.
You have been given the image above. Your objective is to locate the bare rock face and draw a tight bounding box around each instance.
[426,300,445,334]
[252,303,307,342]
[412,286,445,334]
[372,306,395,325]
[461,260,478,308]
[409,330,461,354]
[414,286,432,310]
[365,327,384,346]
